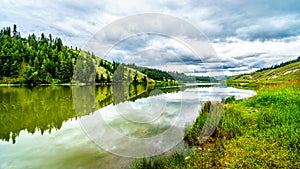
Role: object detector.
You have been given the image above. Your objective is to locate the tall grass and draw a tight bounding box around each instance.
[221,83,300,168]
[129,152,185,169]
[129,82,300,168]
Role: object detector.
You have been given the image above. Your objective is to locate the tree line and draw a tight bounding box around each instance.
[257,56,300,72]
[126,63,214,83]
[1,25,155,85]
[0,25,211,86]
[125,63,175,81]
[0,25,78,85]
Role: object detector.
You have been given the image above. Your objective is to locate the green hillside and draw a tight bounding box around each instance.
[227,57,300,84]
[0,25,215,86]
[0,25,174,86]
[73,51,154,85]
[130,57,300,169]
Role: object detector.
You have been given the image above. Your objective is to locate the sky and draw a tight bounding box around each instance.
[1,0,300,76]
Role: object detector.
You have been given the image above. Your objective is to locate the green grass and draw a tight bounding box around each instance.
[219,83,300,168]
[129,82,300,168]
[227,61,300,84]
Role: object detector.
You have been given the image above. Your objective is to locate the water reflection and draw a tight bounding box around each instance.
[0,87,76,143]
[0,84,256,169]
[0,84,184,143]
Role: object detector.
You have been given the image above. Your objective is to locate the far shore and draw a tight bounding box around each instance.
[0,81,218,87]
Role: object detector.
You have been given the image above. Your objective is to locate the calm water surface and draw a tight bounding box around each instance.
[0,84,255,169]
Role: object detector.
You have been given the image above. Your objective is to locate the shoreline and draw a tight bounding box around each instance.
[129,80,300,168]
[0,81,217,87]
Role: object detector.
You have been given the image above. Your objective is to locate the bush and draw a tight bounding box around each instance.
[223,95,236,104]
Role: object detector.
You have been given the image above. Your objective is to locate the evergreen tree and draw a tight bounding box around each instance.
[13,24,18,38]
[95,71,100,83]
[0,25,173,86]
[100,74,104,83]
[107,75,111,83]
[132,74,138,84]
[142,76,147,85]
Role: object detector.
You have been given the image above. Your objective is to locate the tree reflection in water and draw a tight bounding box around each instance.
[0,84,182,143]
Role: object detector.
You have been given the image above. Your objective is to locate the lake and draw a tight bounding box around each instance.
[0,84,255,169]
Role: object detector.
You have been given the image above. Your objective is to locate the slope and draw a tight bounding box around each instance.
[227,57,300,83]
[0,25,161,85]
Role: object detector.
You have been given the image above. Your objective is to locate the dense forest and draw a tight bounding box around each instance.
[0,25,151,85]
[0,25,214,85]
[0,25,78,85]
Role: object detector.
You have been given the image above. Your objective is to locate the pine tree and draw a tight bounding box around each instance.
[142,76,147,85]
[132,74,138,84]
[13,24,18,38]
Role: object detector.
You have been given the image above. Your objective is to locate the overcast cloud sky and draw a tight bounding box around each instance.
[1,0,300,76]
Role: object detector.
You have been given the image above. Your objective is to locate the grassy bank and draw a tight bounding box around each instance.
[129,81,300,168]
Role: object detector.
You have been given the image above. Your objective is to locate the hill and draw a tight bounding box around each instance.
[0,25,177,85]
[0,25,215,86]
[125,63,217,83]
[227,57,300,83]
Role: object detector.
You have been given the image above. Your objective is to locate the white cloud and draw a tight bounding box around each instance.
[1,0,300,75]
[212,37,300,74]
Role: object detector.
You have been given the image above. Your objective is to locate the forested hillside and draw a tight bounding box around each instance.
[0,25,154,85]
[0,25,214,86]
[0,25,79,84]
[126,64,216,83]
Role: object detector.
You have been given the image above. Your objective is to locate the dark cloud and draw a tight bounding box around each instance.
[181,0,300,41]
[2,1,300,42]
[1,0,300,75]
[233,53,266,60]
